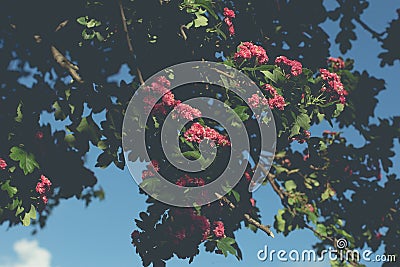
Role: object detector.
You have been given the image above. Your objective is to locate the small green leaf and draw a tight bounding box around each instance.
[15,101,23,122]
[333,103,345,117]
[231,190,240,202]
[261,70,277,84]
[97,140,108,150]
[9,147,40,175]
[76,16,87,25]
[284,180,297,191]
[1,180,18,198]
[95,32,104,41]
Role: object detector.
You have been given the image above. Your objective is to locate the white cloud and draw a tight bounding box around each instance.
[0,239,52,267]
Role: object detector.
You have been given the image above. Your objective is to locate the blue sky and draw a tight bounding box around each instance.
[1,1,399,267]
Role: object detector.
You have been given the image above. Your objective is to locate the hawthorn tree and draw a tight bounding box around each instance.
[0,1,399,267]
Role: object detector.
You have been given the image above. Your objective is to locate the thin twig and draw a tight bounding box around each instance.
[354,17,385,42]
[180,25,188,40]
[117,0,144,85]
[215,193,275,238]
[51,46,83,83]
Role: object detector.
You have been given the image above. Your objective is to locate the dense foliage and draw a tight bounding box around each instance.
[0,1,399,266]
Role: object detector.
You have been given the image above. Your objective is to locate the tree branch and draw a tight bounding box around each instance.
[215,193,275,238]
[354,16,385,42]
[117,0,144,85]
[51,45,83,83]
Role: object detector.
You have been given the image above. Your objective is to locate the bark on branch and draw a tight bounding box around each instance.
[215,193,275,238]
[117,0,144,85]
[51,45,83,83]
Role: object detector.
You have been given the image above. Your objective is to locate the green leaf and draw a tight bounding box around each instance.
[15,101,23,122]
[9,146,40,175]
[76,115,102,144]
[182,150,201,160]
[275,209,286,232]
[193,13,208,28]
[82,29,95,40]
[316,223,327,237]
[231,190,240,202]
[97,140,108,150]
[76,16,87,25]
[95,32,104,42]
[1,180,17,197]
[261,70,277,84]
[53,101,66,121]
[217,237,237,257]
[233,106,249,121]
[28,204,36,220]
[284,180,297,191]
[333,103,345,117]
[290,113,311,137]
[21,213,31,226]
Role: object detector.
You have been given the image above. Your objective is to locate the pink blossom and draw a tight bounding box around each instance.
[162,91,176,106]
[275,56,303,77]
[328,57,345,70]
[244,172,252,182]
[213,221,225,238]
[268,94,286,110]
[223,7,235,18]
[176,175,205,187]
[41,195,48,204]
[0,158,7,170]
[250,198,256,207]
[223,8,236,36]
[172,103,202,121]
[234,42,269,64]
[184,123,230,146]
[319,68,348,104]
[35,131,44,140]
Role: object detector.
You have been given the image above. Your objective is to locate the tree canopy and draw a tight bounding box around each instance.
[0,1,399,266]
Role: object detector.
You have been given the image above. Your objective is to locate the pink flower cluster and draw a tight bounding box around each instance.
[144,76,202,121]
[168,209,210,244]
[319,68,348,104]
[35,175,52,204]
[141,160,159,180]
[248,84,287,111]
[0,158,7,170]
[213,221,225,238]
[223,7,236,36]
[275,56,303,77]
[234,42,269,64]
[328,57,345,70]
[175,174,205,187]
[183,123,231,147]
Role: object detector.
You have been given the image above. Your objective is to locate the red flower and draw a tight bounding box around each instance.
[250,198,256,207]
[213,221,225,238]
[36,175,52,205]
[172,103,202,121]
[328,57,345,70]
[275,56,303,77]
[319,68,348,104]
[234,42,269,64]
[184,123,230,147]
[306,204,315,213]
[0,158,7,170]
[35,131,44,140]
[223,8,236,36]
[244,171,252,182]
[40,195,48,204]
[176,175,205,187]
[223,7,235,18]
